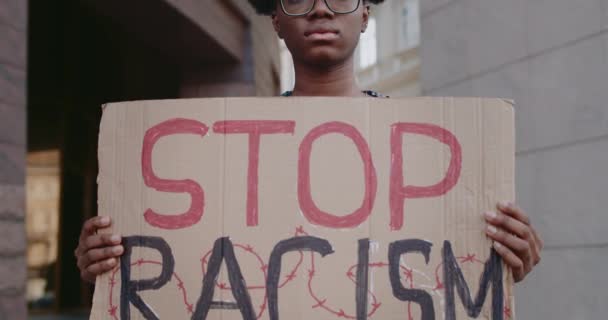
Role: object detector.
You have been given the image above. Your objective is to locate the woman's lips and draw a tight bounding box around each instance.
[305,29,339,41]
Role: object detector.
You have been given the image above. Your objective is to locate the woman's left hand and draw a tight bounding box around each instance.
[484,202,543,282]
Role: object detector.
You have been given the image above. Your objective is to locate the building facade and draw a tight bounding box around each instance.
[420,0,608,318]
[355,0,421,97]
[0,0,280,318]
[280,0,422,97]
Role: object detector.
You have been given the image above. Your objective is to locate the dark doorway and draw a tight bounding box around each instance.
[27,0,180,316]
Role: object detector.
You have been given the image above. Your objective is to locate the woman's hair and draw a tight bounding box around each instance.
[248,0,385,15]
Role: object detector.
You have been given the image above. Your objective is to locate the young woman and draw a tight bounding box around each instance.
[75,0,542,286]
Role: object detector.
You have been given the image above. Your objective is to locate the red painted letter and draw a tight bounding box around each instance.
[389,123,462,230]
[213,120,296,226]
[142,118,208,229]
[298,121,377,228]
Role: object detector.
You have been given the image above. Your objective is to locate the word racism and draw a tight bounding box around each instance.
[120,236,504,320]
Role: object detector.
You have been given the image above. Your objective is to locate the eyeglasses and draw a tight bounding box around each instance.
[280,0,362,16]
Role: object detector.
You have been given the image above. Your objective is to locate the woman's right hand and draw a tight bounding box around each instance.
[74,216,123,284]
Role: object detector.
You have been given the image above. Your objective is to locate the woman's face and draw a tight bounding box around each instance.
[272,0,369,68]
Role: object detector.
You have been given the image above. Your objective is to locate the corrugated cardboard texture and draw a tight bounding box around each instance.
[91,97,515,320]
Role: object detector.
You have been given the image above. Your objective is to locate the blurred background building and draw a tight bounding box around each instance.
[0,0,606,319]
[1,0,280,318]
[419,0,608,319]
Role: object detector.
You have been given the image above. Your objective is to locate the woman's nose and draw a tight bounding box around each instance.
[308,0,334,18]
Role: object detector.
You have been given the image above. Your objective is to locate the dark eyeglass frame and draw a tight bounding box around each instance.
[279,0,362,16]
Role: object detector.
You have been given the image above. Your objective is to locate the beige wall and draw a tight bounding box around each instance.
[420,0,608,318]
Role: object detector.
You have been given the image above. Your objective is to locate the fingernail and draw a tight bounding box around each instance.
[487,225,497,234]
[493,241,502,249]
[484,211,497,219]
[498,201,510,208]
[112,246,123,255]
[107,258,116,266]
[110,235,121,243]
[99,216,110,224]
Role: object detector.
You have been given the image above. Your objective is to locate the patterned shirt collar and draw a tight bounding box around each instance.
[281,90,389,98]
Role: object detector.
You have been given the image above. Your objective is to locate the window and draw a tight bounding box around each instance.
[279,39,295,93]
[26,151,60,311]
[359,17,377,69]
[399,0,420,50]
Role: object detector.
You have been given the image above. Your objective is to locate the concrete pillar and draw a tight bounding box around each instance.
[0,0,28,318]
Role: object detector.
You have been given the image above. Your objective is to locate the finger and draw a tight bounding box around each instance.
[77,248,93,270]
[77,234,120,270]
[485,225,531,256]
[530,224,544,251]
[529,225,543,265]
[484,210,531,240]
[74,234,121,258]
[500,203,543,265]
[492,241,525,282]
[487,225,534,276]
[74,244,83,258]
[83,233,122,252]
[77,255,86,271]
[497,202,530,225]
[80,245,124,270]
[86,258,118,279]
[80,270,96,284]
[80,216,111,240]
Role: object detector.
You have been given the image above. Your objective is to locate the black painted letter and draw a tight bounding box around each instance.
[356,238,370,320]
[120,236,175,320]
[192,237,255,320]
[388,239,435,320]
[266,236,334,320]
[442,240,503,320]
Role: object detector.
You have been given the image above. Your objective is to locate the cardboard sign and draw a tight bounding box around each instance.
[91,97,515,320]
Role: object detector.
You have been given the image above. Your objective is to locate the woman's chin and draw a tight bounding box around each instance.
[303,47,344,66]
